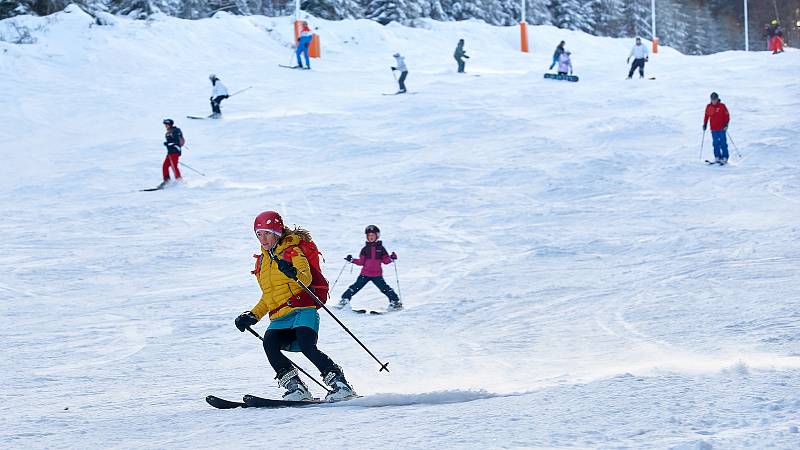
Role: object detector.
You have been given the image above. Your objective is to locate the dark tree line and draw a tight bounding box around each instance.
[2,0,798,54]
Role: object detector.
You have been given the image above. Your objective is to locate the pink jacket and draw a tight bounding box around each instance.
[352,241,394,277]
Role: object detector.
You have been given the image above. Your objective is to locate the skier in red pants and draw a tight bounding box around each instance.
[159,118,183,188]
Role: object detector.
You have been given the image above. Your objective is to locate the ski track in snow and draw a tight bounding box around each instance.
[2,7,800,449]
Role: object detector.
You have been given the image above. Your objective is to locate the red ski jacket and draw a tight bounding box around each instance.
[704,102,730,131]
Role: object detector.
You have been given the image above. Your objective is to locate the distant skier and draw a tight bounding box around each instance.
[159,118,183,188]
[626,37,649,79]
[208,74,228,119]
[391,53,408,94]
[296,22,313,69]
[549,41,566,70]
[703,92,730,164]
[235,211,357,402]
[338,225,402,311]
[454,39,469,73]
[768,20,784,54]
[557,51,573,76]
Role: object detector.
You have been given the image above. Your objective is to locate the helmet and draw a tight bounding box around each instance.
[209,73,217,81]
[254,211,284,235]
[162,118,174,126]
[364,225,380,236]
[771,19,778,25]
[710,92,719,100]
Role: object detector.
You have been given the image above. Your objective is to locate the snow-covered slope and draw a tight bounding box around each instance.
[2,6,799,449]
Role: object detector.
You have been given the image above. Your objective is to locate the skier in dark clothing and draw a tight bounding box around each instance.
[549,41,565,70]
[159,118,183,188]
[454,39,469,73]
[337,225,402,311]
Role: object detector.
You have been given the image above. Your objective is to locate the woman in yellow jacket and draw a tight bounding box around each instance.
[235,211,356,402]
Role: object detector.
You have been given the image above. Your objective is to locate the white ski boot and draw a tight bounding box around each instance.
[277,368,313,401]
[323,365,357,401]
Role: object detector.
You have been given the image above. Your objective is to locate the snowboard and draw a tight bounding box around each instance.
[279,65,310,70]
[382,91,417,96]
[544,73,579,82]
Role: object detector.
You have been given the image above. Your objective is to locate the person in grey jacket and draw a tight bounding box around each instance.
[454,39,469,73]
[391,53,408,93]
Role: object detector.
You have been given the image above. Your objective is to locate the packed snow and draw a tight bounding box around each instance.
[1,6,799,449]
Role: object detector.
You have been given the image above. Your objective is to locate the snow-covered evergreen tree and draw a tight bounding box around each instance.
[365,0,421,25]
[621,0,651,39]
[550,0,595,32]
[593,0,625,37]
[302,0,363,20]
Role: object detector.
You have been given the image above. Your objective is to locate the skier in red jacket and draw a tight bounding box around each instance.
[703,92,730,164]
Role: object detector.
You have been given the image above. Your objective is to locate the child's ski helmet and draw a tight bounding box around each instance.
[365,225,380,237]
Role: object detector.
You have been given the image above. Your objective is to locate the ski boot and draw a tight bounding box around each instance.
[157,179,170,189]
[335,297,350,309]
[322,365,357,401]
[388,299,404,311]
[277,368,313,401]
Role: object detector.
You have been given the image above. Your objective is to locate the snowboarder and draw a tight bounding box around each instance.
[235,211,357,402]
[159,118,183,188]
[296,22,313,69]
[454,39,469,73]
[626,37,649,79]
[557,51,573,76]
[549,41,566,70]
[391,53,408,93]
[338,225,402,311]
[703,92,730,164]
[208,74,228,119]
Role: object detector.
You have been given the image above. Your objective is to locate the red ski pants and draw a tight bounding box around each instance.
[162,153,182,180]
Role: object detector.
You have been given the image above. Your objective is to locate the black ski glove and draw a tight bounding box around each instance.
[277,259,298,279]
[345,255,353,262]
[391,66,396,71]
[235,311,258,332]
[703,125,707,131]
[390,252,397,260]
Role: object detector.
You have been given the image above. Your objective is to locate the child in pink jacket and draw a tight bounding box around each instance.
[338,225,402,310]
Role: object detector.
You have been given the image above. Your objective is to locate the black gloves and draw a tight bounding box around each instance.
[345,255,353,262]
[235,311,258,332]
[703,125,707,131]
[391,66,396,71]
[390,252,397,260]
[277,259,298,279]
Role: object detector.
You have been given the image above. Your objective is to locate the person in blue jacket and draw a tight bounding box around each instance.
[296,22,313,70]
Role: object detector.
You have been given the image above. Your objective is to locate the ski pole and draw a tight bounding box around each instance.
[246,327,331,393]
[329,261,349,293]
[392,260,402,302]
[179,161,205,176]
[726,131,743,159]
[269,249,390,372]
[698,128,706,161]
[229,86,252,97]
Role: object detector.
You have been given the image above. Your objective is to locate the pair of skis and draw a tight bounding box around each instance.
[206,394,356,409]
[705,160,729,166]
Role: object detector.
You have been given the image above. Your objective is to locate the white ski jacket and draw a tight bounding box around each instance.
[393,55,407,72]
[629,43,649,60]
[211,80,229,98]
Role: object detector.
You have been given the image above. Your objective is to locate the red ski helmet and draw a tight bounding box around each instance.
[254,211,284,236]
[364,225,380,238]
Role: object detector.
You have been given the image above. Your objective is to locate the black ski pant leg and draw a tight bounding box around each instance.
[638,59,646,77]
[399,71,408,91]
[456,57,465,72]
[263,328,296,376]
[628,58,645,78]
[342,275,370,300]
[371,276,399,303]
[294,326,336,375]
